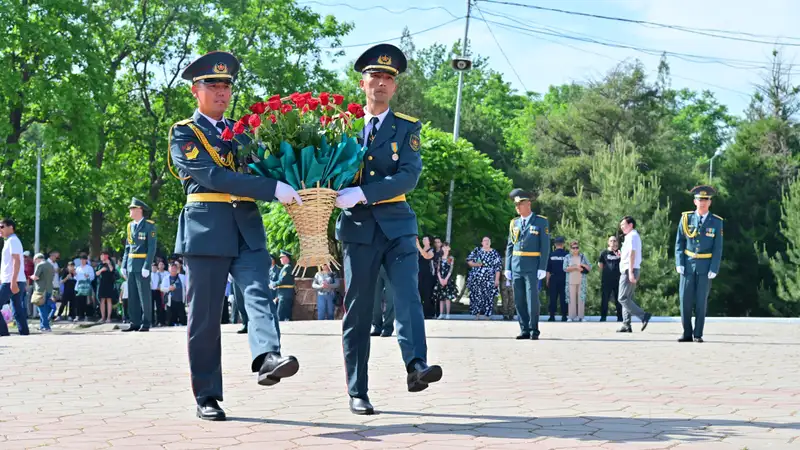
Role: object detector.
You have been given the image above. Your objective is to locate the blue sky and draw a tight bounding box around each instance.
[299,0,800,117]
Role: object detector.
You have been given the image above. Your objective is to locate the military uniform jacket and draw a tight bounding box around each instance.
[674,211,723,274]
[335,110,423,244]
[170,110,277,257]
[269,264,281,285]
[505,215,550,274]
[122,219,157,272]
[276,264,295,293]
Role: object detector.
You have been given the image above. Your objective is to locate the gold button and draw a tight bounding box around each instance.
[368,156,374,161]
[370,171,375,176]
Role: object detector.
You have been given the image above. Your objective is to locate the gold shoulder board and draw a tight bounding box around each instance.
[146,220,155,224]
[682,211,693,215]
[174,118,193,126]
[394,112,419,123]
[712,214,724,221]
[537,215,547,219]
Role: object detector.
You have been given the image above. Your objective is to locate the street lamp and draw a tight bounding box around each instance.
[709,148,724,181]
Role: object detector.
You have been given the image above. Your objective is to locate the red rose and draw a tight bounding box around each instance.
[269,114,277,124]
[294,97,307,109]
[220,127,234,141]
[267,94,282,111]
[301,104,310,114]
[308,98,320,111]
[249,102,267,114]
[355,106,365,118]
[303,92,313,100]
[248,114,262,128]
[319,92,330,106]
[332,94,344,105]
[320,115,332,126]
[280,104,293,114]
[240,114,252,124]
[346,103,361,115]
[289,92,301,102]
[232,121,246,135]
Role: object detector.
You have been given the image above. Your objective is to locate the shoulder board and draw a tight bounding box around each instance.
[174,118,193,126]
[712,214,724,221]
[537,215,547,220]
[682,211,693,214]
[394,112,418,123]
[146,220,155,224]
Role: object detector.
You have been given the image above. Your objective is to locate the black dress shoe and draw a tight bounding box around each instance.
[237,326,248,334]
[370,327,381,337]
[516,332,530,340]
[257,352,299,386]
[407,360,443,392]
[122,325,140,332]
[617,327,632,333]
[547,316,555,322]
[380,330,393,337]
[694,337,704,343]
[196,399,226,421]
[139,327,150,332]
[599,317,607,322]
[678,336,693,342]
[349,397,374,415]
[561,316,568,322]
[530,334,539,340]
[641,312,652,331]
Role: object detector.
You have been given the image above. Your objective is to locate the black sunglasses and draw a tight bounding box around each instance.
[571,246,579,249]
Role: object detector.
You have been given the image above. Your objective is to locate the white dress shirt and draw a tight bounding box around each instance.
[198,110,227,131]
[362,107,391,144]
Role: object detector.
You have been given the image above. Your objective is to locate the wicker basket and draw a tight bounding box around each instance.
[285,187,339,277]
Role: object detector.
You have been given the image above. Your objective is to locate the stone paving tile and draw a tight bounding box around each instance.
[2,320,799,449]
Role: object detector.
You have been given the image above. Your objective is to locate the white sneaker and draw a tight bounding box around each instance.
[567,318,573,322]
[437,315,444,320]
[446,314,451,319]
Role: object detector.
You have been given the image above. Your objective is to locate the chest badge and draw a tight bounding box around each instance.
[391,142,399,161]
[392,153,399,161]
[138,232,146,241]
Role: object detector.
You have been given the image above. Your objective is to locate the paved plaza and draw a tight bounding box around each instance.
[0,319,798,449]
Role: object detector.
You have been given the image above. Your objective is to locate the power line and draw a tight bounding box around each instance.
[298,1,461,20]
[474,6,528,92]
[322,17,464,49]
[479,0,800,46]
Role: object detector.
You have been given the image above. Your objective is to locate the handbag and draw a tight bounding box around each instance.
[31,291,46,306]
[75,279,92,296]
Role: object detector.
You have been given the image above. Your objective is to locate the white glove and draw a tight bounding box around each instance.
[269,282,277,289]
[708,271,717,279]
[141,268,150,278]
[537,270,546,280]
[122,269,128,278]
[503,270,512,280]
[335,187,367,209]
[275,181,303,205]
[676,266,684,275]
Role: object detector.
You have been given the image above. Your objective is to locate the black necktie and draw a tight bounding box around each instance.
[698,215,704,228]
[367,117,379,147]
[216,121,226,134]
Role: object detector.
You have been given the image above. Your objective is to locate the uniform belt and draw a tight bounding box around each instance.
[186,193,256,203]
[513,251,541,257]
[277,285,295,289]
[374,194,406,205]
[684,250,712,259]
[130,254,147,259]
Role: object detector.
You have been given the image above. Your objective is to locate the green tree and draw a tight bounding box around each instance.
[556,137,676,315]
[766,177,800,315]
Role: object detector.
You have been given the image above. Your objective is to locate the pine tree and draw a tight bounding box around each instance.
[767,177,800,313]
[556,137,677,315]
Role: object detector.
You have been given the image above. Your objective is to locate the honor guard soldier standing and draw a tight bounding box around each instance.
[675,185,723,343]
[169,51,303,421]
[121,197,157,332]
[504,189,550,340]
[334,43,442,415]
[272,250,295,321]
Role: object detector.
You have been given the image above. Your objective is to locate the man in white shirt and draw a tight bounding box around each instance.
[0,218,30,336]
[617,216,652,333]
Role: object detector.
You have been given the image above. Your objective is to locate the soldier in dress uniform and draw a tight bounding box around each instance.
[370,265,395,337]
[504,189,550,340]
[334,43,442,415]
[675,185,723,343]
[121,197,157,332]
[272,250,295,321]
[168,51,303,421]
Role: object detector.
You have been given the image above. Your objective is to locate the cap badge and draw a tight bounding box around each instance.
[378,55,392,65]
[213,62,228,74]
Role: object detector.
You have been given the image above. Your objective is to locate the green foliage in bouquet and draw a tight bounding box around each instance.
[222,91,368,191]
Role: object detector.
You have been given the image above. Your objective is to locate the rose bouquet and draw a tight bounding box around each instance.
[223,91,367,275]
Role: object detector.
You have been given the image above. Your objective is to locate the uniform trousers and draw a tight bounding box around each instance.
[127,272,153,328]
[276,290,293,321]
[342,229,427,399]
[679,271,711,338]
[231,281,248,326]
[548,279,567,318]
[618,269,645,327]
[184,233,282,406]
[513,272,540,336]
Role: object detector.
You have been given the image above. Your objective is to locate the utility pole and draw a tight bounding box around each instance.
[709,148,723,181]
[445,0,472,243]
[34,145,41,254]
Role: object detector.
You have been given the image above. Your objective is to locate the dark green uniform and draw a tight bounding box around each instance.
[505,214,550,337]
[275,263,294,321]
[122,207,157,329]
[675,211,723,339]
